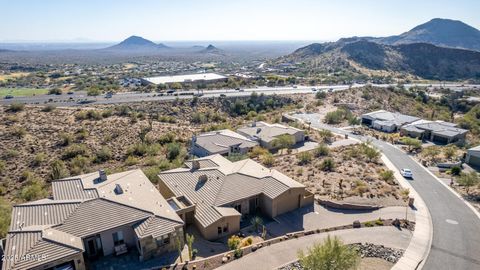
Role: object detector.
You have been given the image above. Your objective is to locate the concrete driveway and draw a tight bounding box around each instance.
[292,113,480,270]
[266,203,414,237]
[217,227,412,270]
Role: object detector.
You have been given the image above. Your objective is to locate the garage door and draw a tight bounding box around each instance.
[468,154,480,167]
[432,135,448,144]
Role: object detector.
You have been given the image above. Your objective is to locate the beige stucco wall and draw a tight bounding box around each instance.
[197,215,241,241]
[97,224,137,256]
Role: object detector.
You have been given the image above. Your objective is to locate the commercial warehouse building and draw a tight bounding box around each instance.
[158,155,314,240]
[142,73,227,85]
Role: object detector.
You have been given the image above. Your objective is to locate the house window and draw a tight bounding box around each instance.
[217,227,222,235]
[156,234,171,246]
[112,231,124,246]
[223,223,229,233]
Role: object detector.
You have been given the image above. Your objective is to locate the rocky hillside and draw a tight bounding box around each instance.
[278,39,480,81]
[377,18,480,51]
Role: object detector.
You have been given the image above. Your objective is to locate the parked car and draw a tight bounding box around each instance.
[67,91,74,95]
[311,88,317,91]
[328,88,333,92]
[400,168,413,178]
[4,95,14,99]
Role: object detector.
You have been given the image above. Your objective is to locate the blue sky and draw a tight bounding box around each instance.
[1,0,479,42]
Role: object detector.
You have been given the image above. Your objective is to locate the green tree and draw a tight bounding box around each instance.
[186,233,195,260]
[166,142,181,161]
[298,235,360,270]
[251,216,263,232]
[49,160,68,180]
[457,172,479,195]
[228,235,241,250]
[314,144,330,157]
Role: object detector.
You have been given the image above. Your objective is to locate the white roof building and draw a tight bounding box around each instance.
[142,73,227,85]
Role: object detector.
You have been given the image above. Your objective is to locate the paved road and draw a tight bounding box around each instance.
[217,227,412,270]
[293,113,480,270]
[1,83,478,107]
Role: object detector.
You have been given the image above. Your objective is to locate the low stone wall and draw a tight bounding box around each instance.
[317,199,382,211]
[149,219,411,270]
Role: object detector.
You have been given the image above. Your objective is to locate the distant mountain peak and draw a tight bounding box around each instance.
[379,18,480,51]
[199,44,224,55]
[106,35,169,50]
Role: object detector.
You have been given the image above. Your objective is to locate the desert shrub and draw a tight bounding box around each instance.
[364,221,374,227]
[319,158,335,172]
[116,105,131,116]
[48,88,62,95]
[191,112,207,124]
[10,126,27,138]
[128,143,148,157]
[379,170,395,183]
[314,144,330,157]
[20,180,47,201]
[59,133,73,146]
[227,235,242,250]
[125,155,139,166]
[146,143,162,156]
[4,149,19,159]
[249,146,269,158]
[261,153,274,167]
[375,218,384,226]
[158,132,176,145]
[86,110,102,120]
[298,151,313,165]
[62,144,89,160]
[42,104,56,112]
[166,142,181,161]
[158,115,176,123]
[450,166,461,176]
[70,155,91,172]
[317,129,334,143]
[7,103,25,112]
[32,153,47,167]
[94,147,113,163]
[49,160,68,180]
[75,128,89,141]
[87,88,101,96]
[101,109,113,118]
[315,91,326,99]
[0,198,11,238]
[234,248,243,258]
[0,160,5,174]
[143,166,161,184]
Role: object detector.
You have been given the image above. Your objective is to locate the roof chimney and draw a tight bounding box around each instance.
[99,169,107,182]
[192,160,200,170]
[114,184,124,195]
[198,174,208,183]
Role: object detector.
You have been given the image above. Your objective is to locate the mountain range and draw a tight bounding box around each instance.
[277,18,480,81]
[105,35,170,51]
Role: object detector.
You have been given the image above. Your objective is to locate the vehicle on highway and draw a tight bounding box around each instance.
[105,92,113,98]
[166,90,176,94]
[311,88,317,91]
[220,94,226,97]
[292,85,297,89]
[238,89,244,92]
[328,88,333,92]
[400,168,413,178]
[67,91,74,95]
[235,87,240,90]
[4,95,14,99]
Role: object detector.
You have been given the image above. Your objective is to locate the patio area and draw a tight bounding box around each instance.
[87,249,180,270]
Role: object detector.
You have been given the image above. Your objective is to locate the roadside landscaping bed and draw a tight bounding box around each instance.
[151,219,413,270]
[269,143,406,207]
[278,243,404,270]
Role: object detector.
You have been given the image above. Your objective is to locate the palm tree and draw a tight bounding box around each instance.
[186,233,195,260]
[251,216,263,232]
[298,235,360,270]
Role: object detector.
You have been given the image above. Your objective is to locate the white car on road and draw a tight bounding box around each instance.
[400,168,413,179]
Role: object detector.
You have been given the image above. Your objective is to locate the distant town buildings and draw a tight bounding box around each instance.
[141,73,227,85]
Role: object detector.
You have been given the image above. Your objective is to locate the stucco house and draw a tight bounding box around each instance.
[401,120,468,145]
[361,110,420,132]
[191,129,258,157]
[237,121,305,150]
[2,169,184,270]
[158,154,314,240]
[466,145,480,167]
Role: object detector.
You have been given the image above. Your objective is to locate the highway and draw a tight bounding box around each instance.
[292,113,480,270]
[1,83,478,107]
